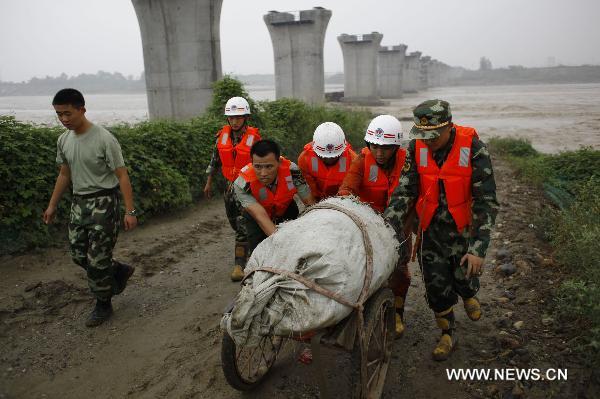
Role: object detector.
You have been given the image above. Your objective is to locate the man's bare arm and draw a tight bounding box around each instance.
[43,164,71,224]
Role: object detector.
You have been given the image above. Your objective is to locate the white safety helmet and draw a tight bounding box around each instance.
[312,122,347,158]
[364,115,404,146]
[224,96,251,116]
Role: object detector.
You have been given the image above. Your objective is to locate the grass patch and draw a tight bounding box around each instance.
[489,136,600,366]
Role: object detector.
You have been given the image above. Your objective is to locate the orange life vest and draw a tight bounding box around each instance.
[239,157,297,219]
[415,125,478,232]
[360,147,406,213]
[216,125,261,182]
[301,143,355,199]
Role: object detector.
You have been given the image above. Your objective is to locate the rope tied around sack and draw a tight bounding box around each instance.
[242,202,375,310]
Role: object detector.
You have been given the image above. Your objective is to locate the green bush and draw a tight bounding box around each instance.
[488,136,539,157]
[206,75,263,128]
[0,116,68,253]
[257,98,371,161]
[110,116,223,201]
[0,77,372,254]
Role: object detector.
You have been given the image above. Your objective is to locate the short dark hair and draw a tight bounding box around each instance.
[52,88,85,108]
[251,139,280,159]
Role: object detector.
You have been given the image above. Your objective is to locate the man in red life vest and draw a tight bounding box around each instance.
[204,97,261,281]
[233,139,316,263]
[384,99,498,360]
[338,115,413,338]
[298,122,357,202]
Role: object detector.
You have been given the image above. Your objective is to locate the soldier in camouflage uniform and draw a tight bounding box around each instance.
[204,97,261,281]
[384,99,498,361]
[43,88,138,327]
[233,139,315,256]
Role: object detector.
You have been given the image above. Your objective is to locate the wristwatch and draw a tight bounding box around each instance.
[126,209,138,217]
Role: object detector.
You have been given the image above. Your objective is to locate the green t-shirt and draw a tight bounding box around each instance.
[56,124,125,195]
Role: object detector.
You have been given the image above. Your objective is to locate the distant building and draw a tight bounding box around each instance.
[479,57,493,71]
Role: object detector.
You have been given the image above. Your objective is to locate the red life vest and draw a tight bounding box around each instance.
[216,125,261,182]
[415,125,478,232]
[239,157,297,219]
[360,147,406,213]
[301,143,355,199]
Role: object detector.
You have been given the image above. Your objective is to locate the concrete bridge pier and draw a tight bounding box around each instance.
[338,32,384,105]
[419,55,432,90]
[264,8,331,104]
[402,51,421,93]
[429,60,443,87]
[378,44,407,99]
[132,0,223,120]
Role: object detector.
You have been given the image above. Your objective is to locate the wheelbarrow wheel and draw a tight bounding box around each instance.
[221,332,285,391]
[350,288,395,399]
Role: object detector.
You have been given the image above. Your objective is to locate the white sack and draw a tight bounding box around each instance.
[220,197,399,347]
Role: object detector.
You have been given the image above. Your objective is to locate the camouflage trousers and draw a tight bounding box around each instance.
[224,183,249,268]
[241,201,300,258]
[388,234,412,305]
[417,235,480,314]
[68,191,120,301]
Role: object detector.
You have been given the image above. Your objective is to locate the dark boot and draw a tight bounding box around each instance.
[85,299,113,327]
[113,261,135,295]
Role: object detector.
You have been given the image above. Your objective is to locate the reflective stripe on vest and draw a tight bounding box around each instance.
[359,147,406,213]
[459,147,470,167]
[419,147,428,167]
[216,126,261,182]
[300,143,355,200]
[368,165,379,182]
[311,157,319,173]
[339,157,347,173]
[285,175,294,190]
[239,157,297,219]
[415,125,478,232]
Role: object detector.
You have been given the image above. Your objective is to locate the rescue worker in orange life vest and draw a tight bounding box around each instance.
[204,96,261,281]
[233,140,316,271]
[384,99,498,361]
[338,115,414,338]
[298,122,357,202]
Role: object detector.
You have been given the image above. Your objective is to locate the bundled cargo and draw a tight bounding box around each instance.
[221,196,399,347]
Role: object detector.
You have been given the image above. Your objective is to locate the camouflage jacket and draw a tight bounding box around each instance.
[383,127,498,258]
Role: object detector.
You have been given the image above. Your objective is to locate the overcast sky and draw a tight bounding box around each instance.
[1,0,599,82]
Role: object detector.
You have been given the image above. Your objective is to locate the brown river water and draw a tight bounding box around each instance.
[1,83,598,153]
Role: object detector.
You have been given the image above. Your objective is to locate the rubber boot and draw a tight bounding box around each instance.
[394,296,406,338]
[463,296,482,321]
[432,333,458,361]
[432,307,457,361]
[231,242,248,282]
[85,298,113,327]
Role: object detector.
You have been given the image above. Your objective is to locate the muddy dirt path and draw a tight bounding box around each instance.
[0,157,594,399]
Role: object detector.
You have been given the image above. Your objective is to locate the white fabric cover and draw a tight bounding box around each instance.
[221,197,399,347]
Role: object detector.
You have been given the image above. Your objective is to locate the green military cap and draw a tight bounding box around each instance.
[409,99,452,140]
